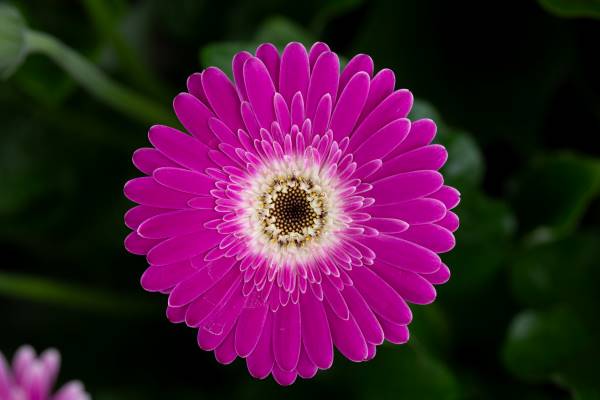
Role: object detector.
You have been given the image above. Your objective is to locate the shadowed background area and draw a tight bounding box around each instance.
[1,0,599,398]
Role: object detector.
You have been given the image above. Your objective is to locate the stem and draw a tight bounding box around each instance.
[81,0,167,98]
[0,271,153,317]
[25,30,176,126]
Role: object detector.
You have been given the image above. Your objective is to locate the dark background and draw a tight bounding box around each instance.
[1,0,599,398]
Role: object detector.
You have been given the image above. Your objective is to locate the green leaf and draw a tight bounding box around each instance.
[442,131,485,189]
[354,346,460,399]
[409,98,444,126]
[511,232,600,310]
[254,16,314,48]
[538,0,600,19]
[0,271,152,317]
[503,307,591,386]
[0,4,28,78]
[511,152,600,243]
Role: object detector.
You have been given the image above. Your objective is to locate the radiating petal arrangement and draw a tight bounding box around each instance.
[124,41,460,385]
[0,346,90,400]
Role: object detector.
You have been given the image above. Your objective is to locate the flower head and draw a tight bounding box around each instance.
[0,345,90,400]
[124,42,460,385]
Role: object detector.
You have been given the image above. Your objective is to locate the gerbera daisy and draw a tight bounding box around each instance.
[0,345,90,400]
[124,42,459,385]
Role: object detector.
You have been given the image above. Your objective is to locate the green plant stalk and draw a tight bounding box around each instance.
[0,271,152,317]
[25,30,176,126]
[81,0,167,98]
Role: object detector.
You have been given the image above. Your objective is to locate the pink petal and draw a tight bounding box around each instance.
[256,43,280,90]
[360,68,395,122]
[148,125,212,172]
[140,260,197,292]
[235,298,269,357]
[367,198,447,224]
[279,42,310,105]
[299,291,333,369]
[330,71,370,141]
[124,205,165,230]
[360,234,441,274]
[124,231,160,255]
[366,217,409,234]
[306,52,339,119]
[246,312,274,379]
[168,256,237,306]
[339,54,373,94]
[273,301,301,372]
[244,57,276,128]
[124,177,193,208]
[132,148,178,175]
[342,285,384,345]
[173,93,216,147]
[352,118,411,164]
[297,347,318,379]
[388,118,436,158]
[436,210,460,232]
[153,167,215,196]
[422,263,451,285]
[201,67,244,130]
[350,89,413,151]
[232,51,253,100]
[350,266,412,325]
[147,230,222,266]
[379,318,410,344]
[371,170,444,203]
[396,224,456,253]
[137,208,219,239]
[429,185,461,210]
[272,365,297,386]
[325,302,368,362]
[187,72,208,104]
[215,329,237,365]
[371,262,437,305]
[308,42,330,70]
[381,145,447,177]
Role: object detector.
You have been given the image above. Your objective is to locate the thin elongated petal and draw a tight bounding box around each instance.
[330,72,370,141]
[350,267,412,325]
[246,312,274,379]
[147,230,222,266]
[173,93,215,146]
[256,43,280,88]
[244,57,276,128]
[360,234,441,274]
[306,52,339,119]
[273,301,301,372]
[124,177,193,209]
[371,170,444,203]
[299,291,333,369]
[148,125,212,172]
[280,43,309,105]
[325,302,368,362]
[202,67,244,130]
[132,148,178,175]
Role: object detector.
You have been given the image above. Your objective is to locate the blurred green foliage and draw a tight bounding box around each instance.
[0,0,599,399]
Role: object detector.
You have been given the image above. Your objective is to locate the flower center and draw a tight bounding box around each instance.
[257,175,328,247]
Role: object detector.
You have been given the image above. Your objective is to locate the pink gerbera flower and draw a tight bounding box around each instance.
[0,346,90,400]
[124,42,459,385]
